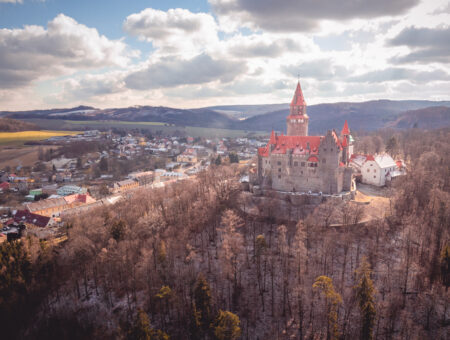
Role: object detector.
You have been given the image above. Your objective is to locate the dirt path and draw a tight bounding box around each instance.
[354,184,392,220]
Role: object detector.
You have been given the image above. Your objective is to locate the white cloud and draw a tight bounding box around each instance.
[210,0,420,32]
[125,53,247,90]
[0,14,136,88]
[123,8,218,55]
[0,0,24,3]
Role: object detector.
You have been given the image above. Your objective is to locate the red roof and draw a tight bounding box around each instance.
[258,146,269,157]
[366,155,375,161]
[290,81,306,107]
[308,155,319,162]
[341,120,350,135]
[12,210,50,228]
[271,135,322,155]
[0,182,10,190]
[269,130,276,144]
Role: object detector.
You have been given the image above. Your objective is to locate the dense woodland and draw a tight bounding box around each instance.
[0,118,40,132]
[1,128,449,339]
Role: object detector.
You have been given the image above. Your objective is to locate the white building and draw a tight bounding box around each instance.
[359,154,398,186]
[57,185,87,196]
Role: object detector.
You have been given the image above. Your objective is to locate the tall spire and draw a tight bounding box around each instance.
[341,120,350,135]
[269,130,276,144]
[290,81,306,107]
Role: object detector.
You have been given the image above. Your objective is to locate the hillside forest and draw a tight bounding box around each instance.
[0,127,449,339]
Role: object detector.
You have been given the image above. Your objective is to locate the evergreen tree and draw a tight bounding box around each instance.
[229,153,239,164]
[441,244,450,289]
[213,310,241,340]
[128,309,169,340]
[129,309,152,340]
[193,273,213,332]
[215,155,222,166]
[355,257,376,340]
[385,136,397,155]
[110,220,126,241]
[313,276,342,340]
[99,156,108,172]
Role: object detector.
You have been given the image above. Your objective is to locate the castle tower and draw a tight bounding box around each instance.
[340,120,351,164]
[286,81,308,136]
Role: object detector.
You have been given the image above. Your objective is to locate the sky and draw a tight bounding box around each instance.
[0,0,449,110]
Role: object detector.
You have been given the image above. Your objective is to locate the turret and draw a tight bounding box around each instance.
[340,120,352,164]
[286,81,309,136]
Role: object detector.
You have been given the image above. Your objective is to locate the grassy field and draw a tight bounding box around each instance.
[0,130,81,145]
[23,119,266,138]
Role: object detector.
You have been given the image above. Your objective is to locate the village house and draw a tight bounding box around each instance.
[112,179,139,193]
[128,171,154,186]
[9,210,52,228]
[177,148,198,163]
[350,153,405,186]
[25,193,96,217]
[57,185,87,196]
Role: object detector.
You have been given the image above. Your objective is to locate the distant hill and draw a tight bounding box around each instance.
[2,100,449,133]
[386,106,450,129]
[234,100,450,134]
[1,105,236,129]
[0,105,97,119]
[0,118,40,132]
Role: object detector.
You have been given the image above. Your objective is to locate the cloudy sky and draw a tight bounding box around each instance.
[0,0,449,110]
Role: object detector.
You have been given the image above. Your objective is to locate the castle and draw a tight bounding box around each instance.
[254,81,354,195]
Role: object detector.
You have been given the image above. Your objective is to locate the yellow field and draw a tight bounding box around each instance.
[0,130,81,145]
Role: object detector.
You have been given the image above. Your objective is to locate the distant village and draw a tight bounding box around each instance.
[0,129,265,242]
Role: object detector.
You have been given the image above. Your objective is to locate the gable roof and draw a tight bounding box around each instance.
[26,197,67,212]
[375,154,396,168]
[12,210,50,228]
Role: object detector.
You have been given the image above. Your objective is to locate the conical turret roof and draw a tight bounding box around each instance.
[290,81,306,106]
[341,120,350,135]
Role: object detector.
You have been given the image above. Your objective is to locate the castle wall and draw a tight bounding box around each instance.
[270,153,323,193]
[342,167,353,191]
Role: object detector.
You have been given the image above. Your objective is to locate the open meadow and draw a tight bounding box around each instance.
[0,130,80,146]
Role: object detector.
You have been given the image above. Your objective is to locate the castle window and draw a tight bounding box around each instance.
[301,162,305,167]
[370,164,373,166]
[374,169,376,173]
[331,148,333,152]
[277,161,281,165]
[374,175,376,178]
[278,168,281,172]
[301,170,303,175]
[278,175,281,179]
[323,148,327,151]
[294,161,298,166]
[367,169,370,173]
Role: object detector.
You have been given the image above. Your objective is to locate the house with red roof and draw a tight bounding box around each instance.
[0,182,10,191]
[10,210,51,228]
[254,81,354,194]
